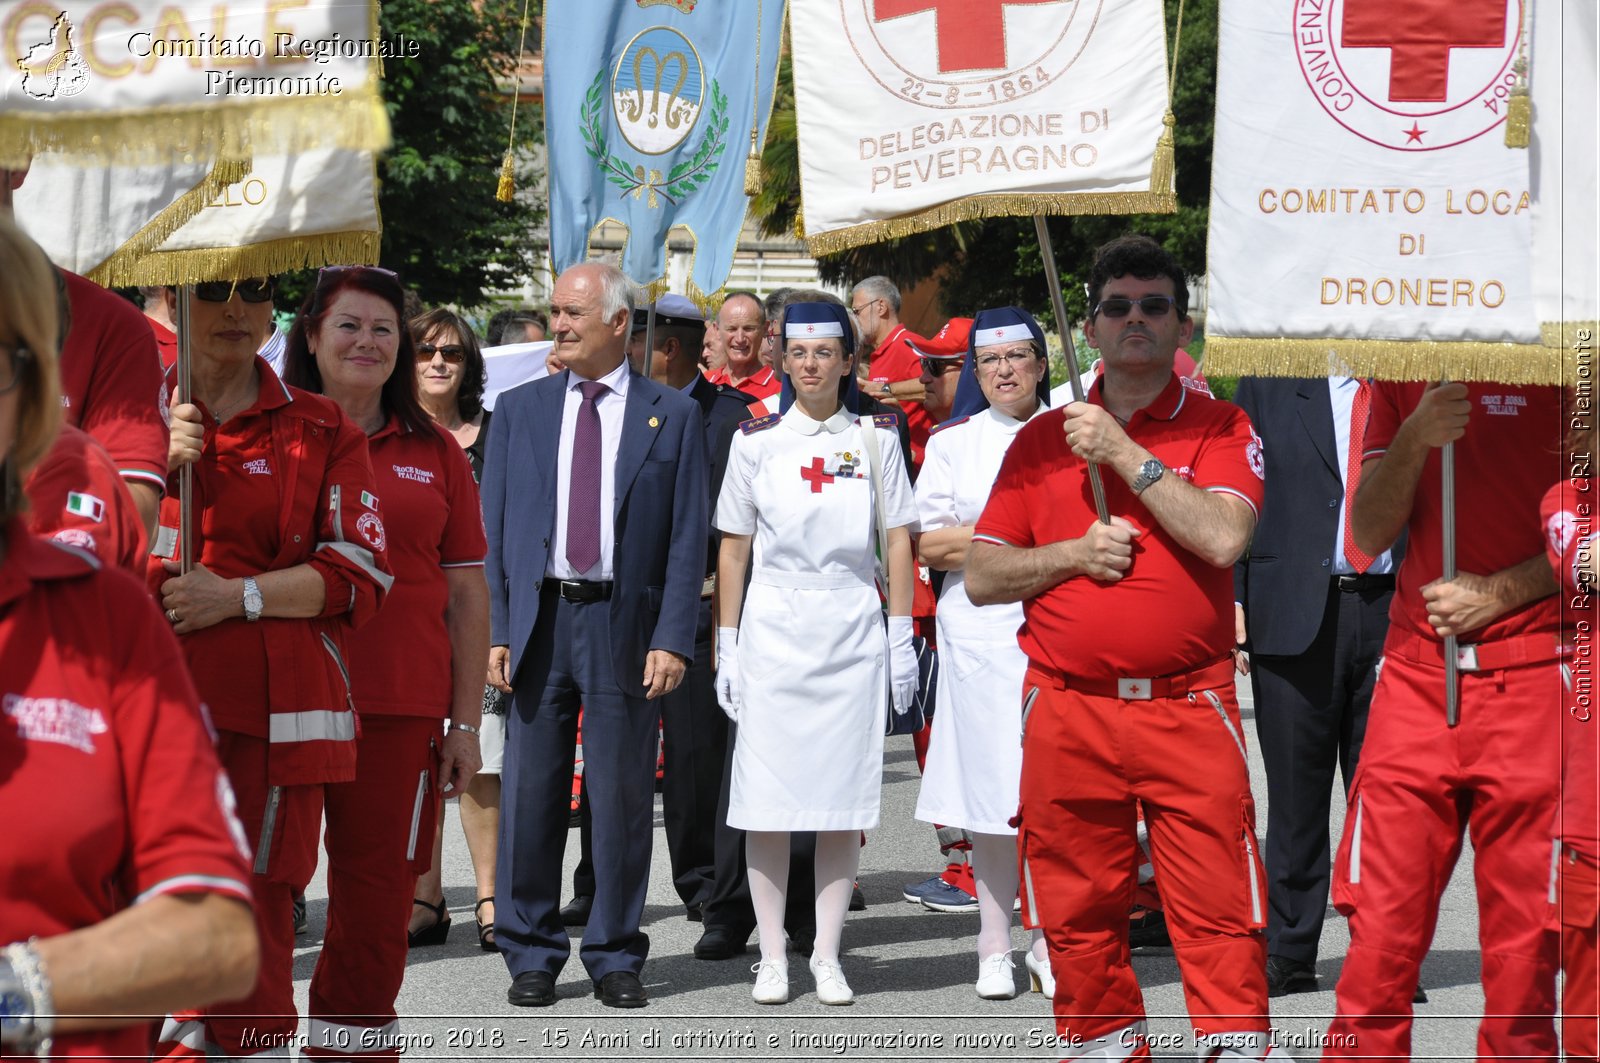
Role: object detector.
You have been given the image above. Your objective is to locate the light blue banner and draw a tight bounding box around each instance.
[544,0,787,299]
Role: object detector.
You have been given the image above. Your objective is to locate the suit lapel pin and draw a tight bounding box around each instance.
[648,416,660,428]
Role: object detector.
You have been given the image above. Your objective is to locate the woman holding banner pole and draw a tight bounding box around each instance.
[152,274,392,1061]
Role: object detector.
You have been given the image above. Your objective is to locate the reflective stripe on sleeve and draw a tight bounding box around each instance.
[269,709,357,744]
[322,541,396,592]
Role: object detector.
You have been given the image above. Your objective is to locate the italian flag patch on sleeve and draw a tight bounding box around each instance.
[360,491,380,510]
[65,492,105,522]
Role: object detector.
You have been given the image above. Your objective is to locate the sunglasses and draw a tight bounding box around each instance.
[415,342,467,364]
[1093,295,1179,319]
[194,278,274,303]
[919,356,963,375]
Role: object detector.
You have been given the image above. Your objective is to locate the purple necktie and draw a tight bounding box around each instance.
[566,380,607,574]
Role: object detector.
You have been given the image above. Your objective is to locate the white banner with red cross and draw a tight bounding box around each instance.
[1202,0,1572,385]
[788,0,1175,256]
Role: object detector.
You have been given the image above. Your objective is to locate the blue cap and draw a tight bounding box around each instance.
[776,301,862,414]
[949,306,1052,419]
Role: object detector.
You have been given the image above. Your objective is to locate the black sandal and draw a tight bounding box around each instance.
[408,897,451,947]
[474,897,497,952]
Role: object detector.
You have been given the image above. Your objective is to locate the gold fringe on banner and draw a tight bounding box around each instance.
[804,189,1176,257]
[1150,111,1177,195]
[1504,86,1531,148]
[89,231,382,289]
[0,92,390,170]
[1202,335,1574,386]
[496,151,516,202]
[1543,320,1599,353]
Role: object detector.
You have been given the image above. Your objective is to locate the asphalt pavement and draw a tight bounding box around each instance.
[291,677,1500,1061]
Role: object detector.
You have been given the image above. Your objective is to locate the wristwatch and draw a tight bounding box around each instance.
[1130,458,1165,495]
[242,576,264,622]
[451,721,481,736]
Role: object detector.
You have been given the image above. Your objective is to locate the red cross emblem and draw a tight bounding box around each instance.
[806,324,816,333]
[1342,0,1505,102]
[800,457,835,493]
[873,0,1062,73]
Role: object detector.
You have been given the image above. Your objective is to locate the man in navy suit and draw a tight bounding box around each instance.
[1232,375,1399,997]
[483,262,708,1009]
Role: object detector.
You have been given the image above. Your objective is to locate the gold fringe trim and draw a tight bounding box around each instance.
[1504,88,1531,148]
[1542,320,1599,351]
[496,151,516,203]
[87,231,382,289]
[804,189,1175,256]
[0,92,390,170]
[85,154,253,285]
[1202,335,1576,386]
[1150,111,1176,194]
[632,274,726,315]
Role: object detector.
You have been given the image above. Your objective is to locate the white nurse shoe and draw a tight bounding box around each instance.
[808,956,854,1005]
[976,951,1018,999]
[751,959,789,1004]
[1025,949,1055,998]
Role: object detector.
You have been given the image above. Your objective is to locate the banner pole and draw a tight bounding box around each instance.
[1033,215,1110,525]
[641,299,658,380]
[176,283,194,576]
[1442,430,1460,727]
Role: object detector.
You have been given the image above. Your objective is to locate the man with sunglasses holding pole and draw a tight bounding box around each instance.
[967,235,1282,1061]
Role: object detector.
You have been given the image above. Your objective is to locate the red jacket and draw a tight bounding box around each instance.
[149,360,393,785]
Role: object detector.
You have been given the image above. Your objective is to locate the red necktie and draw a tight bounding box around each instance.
[566,381,606,574]
[1342,380,1375,574]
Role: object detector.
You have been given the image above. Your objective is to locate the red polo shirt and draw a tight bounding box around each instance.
[716,363,780,400]
[868,324,934,466]
[1,521,252,1059]
[1364,382,1563,643]
[24,424,147,572]
[974,374,1264,679]
[59,271,169,495]
[346,417,487,718]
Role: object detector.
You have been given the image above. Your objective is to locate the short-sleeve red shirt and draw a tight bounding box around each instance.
[346,418,487,718]
[1364,382,1563,643]
[868,324,935,466]
[59,271,169,494]
[974,374,1265,679]
[1,521,252,1059]
[24,424,147,572]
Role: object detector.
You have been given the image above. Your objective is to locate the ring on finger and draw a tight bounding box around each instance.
[166,608,180,623]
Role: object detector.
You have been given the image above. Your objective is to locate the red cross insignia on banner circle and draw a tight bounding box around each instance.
[1293,0,1522,151]
[843,0,1094,110]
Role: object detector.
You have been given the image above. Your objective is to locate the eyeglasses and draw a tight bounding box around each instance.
[1092,295,1179,319]
[0,343,30,393]
[849,300,877,317]
[919,357,963,375]
[974,348,1039,373]
[415,342,467,364]
[194,278,274,303]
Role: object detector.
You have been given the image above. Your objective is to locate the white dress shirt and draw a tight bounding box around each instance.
[548,358,631,580]
[1330,375,1395,577]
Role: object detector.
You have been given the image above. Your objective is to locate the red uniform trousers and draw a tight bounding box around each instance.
[1324,645,1562,1061]
[1561,849,1599,1063]
[304,715,441,1062]
[158,732,322,1059]
[1017,657,1271,1053]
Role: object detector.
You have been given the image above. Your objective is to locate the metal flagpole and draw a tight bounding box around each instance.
[175,283,195,575]
[1034,215,1111,524]
[641,299,658,379]
[1442,430,1460,726]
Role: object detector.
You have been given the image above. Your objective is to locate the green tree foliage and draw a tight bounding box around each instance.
[376,0,546,308]
[753,0,1216,330]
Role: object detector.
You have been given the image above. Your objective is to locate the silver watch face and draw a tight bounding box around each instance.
[244,582,264,616]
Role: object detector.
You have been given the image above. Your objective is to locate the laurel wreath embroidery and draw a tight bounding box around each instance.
[580,69,728,208]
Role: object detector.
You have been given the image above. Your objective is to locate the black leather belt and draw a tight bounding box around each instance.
[1335,573,1395,592]
[552,579,613,603]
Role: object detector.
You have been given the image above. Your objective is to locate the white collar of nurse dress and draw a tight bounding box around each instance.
[781,406,854,436]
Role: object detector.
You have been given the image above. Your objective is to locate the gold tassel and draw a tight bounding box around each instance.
[1150,110,1176,194]
[496,151,515,203]
[1201,335,1574,387]
[1504,87,1531,148]
[744,152,762,197]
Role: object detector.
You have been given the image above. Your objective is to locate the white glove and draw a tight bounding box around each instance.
[715,627,741,721]
[887,616,917,716]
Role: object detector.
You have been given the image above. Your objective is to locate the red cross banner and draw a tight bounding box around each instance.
[1202,0,1575,384]
[0,0,390,169]
[13,147,381,286]
[788,0,1175,255]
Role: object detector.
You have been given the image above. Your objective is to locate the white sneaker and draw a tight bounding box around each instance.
[976,951,1017,999]
[809,956,854,1005]
[751,960,788,1004]
[1025,950,1056,999]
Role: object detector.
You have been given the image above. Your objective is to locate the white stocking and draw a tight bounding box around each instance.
[971,831,1019,958]
[811,830,861,963]
[745,830,790,965]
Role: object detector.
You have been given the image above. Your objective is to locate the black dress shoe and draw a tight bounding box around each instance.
[1265,955,1318,997]
[594,971,648,1008]
[507,971,556,1007]
[1128,906,1170,949]
[693,923,752,960]
[685,903,703,923]
[1413,983,1428,1004]
[787,925,815,957]
[848,883,867,911]
[559,895,592,927]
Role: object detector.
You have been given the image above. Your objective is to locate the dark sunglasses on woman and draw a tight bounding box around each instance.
[415,343,467,364]
[193,278,275,303]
